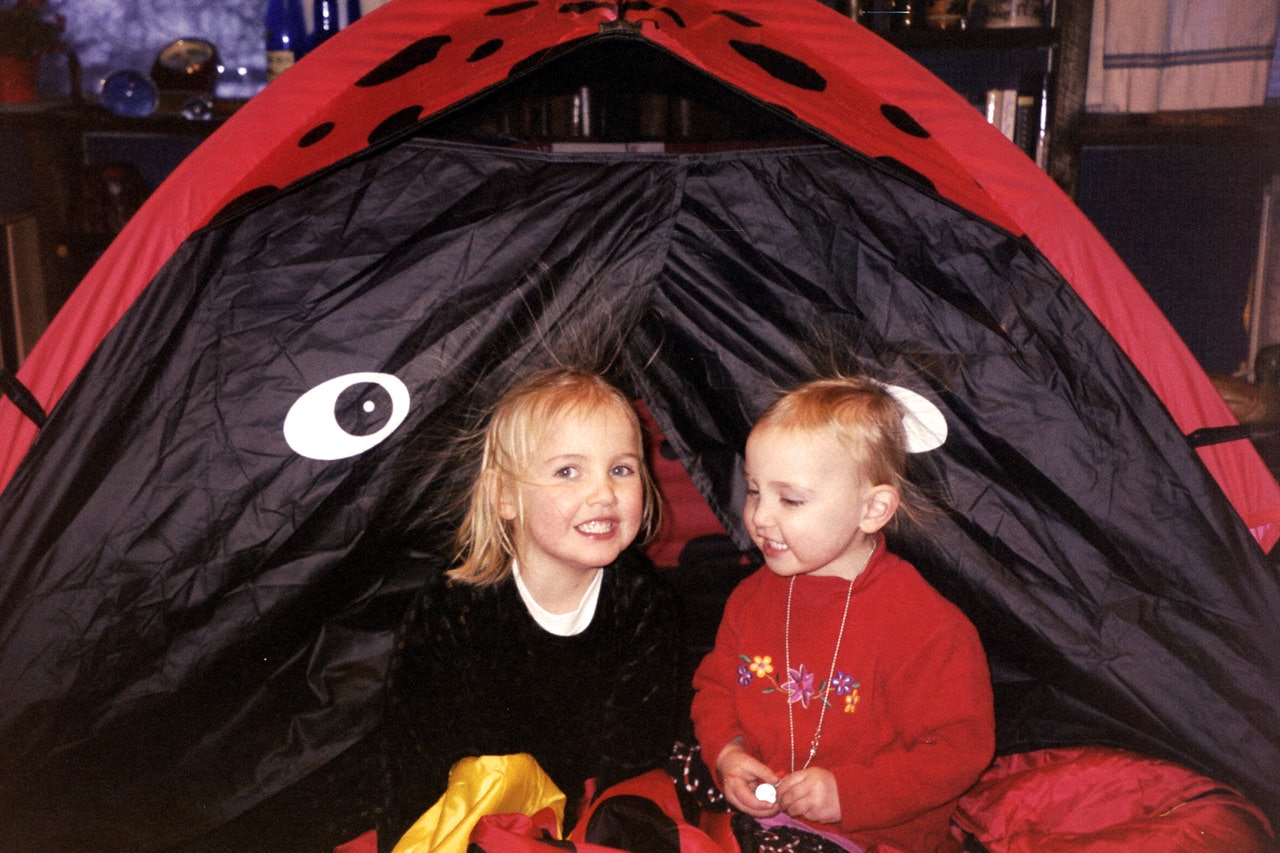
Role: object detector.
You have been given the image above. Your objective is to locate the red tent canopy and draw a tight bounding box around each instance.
[4,0,1276,546]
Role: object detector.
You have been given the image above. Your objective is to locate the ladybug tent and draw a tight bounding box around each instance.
[2,0,1280,849]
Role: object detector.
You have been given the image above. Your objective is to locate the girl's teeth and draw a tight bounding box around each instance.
[578,521,613,533]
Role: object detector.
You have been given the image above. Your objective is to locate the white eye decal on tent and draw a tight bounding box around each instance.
[283,372,411,460]
[882,383,947,453]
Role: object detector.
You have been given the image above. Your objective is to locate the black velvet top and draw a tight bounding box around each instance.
[377,549,682,850]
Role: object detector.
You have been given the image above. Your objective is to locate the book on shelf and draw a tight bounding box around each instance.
[985,87,1016,141]
[982,73,1046,167]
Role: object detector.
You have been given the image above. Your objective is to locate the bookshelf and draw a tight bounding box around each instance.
[871,0,1095,197]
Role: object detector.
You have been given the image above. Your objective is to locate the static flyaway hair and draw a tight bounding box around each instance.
[449,367,660,585]
[753,375,922,530]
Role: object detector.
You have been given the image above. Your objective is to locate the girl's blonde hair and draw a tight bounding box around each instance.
[449,367,660,586]
[753,376,919,529]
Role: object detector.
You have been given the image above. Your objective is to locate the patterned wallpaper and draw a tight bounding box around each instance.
[43,0,387,100]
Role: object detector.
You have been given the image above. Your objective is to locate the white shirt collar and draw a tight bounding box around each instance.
[511,561,603,636]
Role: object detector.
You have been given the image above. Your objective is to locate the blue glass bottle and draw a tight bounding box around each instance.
[265,0,307,82]
[311,0,340,50]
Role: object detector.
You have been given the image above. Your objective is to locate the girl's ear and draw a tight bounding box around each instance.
[487,470,519,521]
[859,485,900,534]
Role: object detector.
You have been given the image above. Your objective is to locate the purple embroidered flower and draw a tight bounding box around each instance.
[738,663,753,686]
[831,671,856,696]
[781,664,816,708]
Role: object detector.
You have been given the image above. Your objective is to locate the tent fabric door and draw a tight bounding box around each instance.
[1,137,1278,848]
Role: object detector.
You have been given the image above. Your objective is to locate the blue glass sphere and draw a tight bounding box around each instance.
[101,70,159,118]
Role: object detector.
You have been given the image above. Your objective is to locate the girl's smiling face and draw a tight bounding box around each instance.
[500,403,645,579]
[742,425,897,581]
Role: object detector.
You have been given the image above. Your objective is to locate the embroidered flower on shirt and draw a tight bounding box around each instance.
[781,664,817,708]
[739,653,782,693]
[739,654,861,714]
[831,671,855,696]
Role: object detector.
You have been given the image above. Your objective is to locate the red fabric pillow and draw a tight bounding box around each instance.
[953,747,1274,852]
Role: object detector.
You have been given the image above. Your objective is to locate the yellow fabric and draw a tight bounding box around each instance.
[389,753,567,853]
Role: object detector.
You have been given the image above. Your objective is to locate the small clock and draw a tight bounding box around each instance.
[151,38,221,94]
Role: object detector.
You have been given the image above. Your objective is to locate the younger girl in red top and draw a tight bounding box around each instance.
[691,377,995,852]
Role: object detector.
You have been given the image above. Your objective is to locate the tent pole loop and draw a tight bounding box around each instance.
[1187,424,1255,447]
[0,368,46,429]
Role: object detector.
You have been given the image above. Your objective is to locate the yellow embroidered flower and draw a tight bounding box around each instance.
[749,655,774,677]
[844,687,860,713]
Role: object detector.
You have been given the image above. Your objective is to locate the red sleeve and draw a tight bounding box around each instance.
[835,611,996,834]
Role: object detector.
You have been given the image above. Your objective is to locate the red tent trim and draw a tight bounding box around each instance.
[3,0,1276,546]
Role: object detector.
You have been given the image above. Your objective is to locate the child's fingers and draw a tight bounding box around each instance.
[725,776,780,817]
[776,770,840,824]
[753,781,777,804]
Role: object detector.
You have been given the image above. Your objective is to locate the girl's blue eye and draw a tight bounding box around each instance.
[554,466,577,478]
[781,497,803,507]
[610,464,635,477]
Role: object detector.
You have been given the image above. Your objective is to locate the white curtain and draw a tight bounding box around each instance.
[1086,0,1280,112]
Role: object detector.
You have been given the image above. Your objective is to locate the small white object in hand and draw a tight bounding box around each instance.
[754,782,777,804]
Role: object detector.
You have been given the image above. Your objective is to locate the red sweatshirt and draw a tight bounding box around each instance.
[691,539,995,851]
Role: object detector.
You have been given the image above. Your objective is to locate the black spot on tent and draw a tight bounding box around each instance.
[715,9,763,27]
[299,122,336,148]
[648,5,687,27]
[560,1,614,14]
[467,38,504,63]
[355,36,451,87]
[881,103,930,139]
[728,40,826,92]
[487,0,539,14]
[369,105,426,146]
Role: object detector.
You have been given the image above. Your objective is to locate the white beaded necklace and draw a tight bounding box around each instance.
[784,540,876,773]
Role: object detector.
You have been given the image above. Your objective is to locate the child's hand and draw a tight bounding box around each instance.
[775,767,841,825]
[715,742,781,817]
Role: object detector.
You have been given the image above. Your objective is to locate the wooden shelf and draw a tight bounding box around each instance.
[0,98,240,135]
